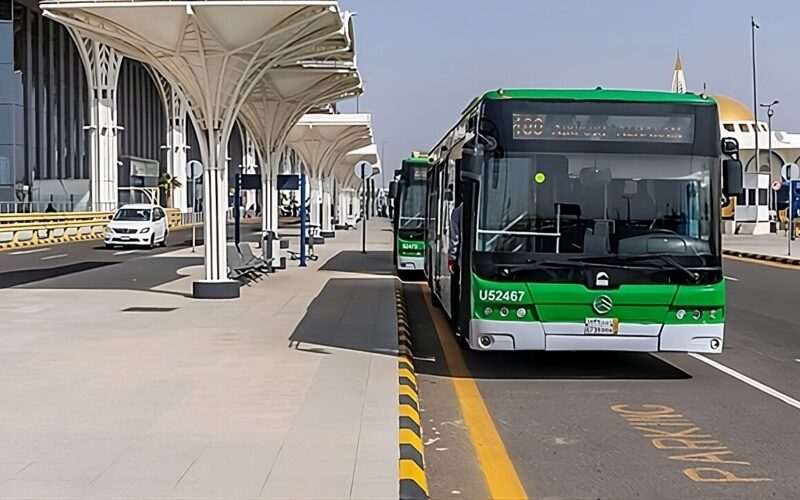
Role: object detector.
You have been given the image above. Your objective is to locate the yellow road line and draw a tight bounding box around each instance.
[422,285,528,500]
[724,254,800,271]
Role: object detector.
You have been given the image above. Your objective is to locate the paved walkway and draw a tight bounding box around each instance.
[723,233,800,259]
[0,220,399,499]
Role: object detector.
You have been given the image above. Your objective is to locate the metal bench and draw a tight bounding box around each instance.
[227,243,261,280]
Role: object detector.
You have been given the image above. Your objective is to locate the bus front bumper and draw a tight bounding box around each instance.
[397,255,424,271]
[468,319,723,353]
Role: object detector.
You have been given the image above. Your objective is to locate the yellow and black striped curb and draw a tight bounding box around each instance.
[723,249,800,266]
[396,284,429,500]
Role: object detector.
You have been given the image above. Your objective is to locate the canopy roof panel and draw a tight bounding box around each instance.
[41,0,353,147]
[287,113,373,179]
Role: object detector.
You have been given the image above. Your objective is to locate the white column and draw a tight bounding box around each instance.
[321,178,333,232]
[309,176,321,226]
[169,92,188,211]
[201,129,228,283]
[146,68,189,211]
[72,33,123,211]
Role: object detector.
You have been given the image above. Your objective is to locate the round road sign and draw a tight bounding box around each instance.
[187,160,203,180]
[354,160,373,179]
[781,162,799,181]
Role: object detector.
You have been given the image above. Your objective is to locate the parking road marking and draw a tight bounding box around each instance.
[689,353,800,411]
[10,248,49,255]
[114,249,140,255]
[40,253,67,261]
[422,285,528,500]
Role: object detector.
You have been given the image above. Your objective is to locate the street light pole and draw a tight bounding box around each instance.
[760,100,779,214]
[751,16,760,172]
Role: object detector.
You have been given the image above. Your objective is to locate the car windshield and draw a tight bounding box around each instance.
[114,208,152,222]
[477,153,716,257]
[400,183,425,230]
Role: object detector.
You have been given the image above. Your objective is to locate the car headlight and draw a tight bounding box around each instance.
[105,227,114,235]
[140,227,150,234]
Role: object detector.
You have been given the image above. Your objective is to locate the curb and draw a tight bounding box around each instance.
[395,284,429,500]
[723,249,800,266]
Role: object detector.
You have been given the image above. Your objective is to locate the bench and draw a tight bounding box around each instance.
[227,243,262,280]
[238,242,271,273]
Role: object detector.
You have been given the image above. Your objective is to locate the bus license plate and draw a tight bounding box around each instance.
[584,318,619,335]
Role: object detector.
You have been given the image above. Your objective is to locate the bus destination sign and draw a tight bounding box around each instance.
[512,113,694,143]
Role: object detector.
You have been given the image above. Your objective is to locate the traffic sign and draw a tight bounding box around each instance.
[781,162,799,181]
[354,160,373,179]
[772,181,782,191]
[187,160,203,180]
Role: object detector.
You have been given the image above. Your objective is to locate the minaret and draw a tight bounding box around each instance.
[671,51,687,93]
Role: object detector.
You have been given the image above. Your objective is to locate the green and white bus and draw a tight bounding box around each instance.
[390,153,432,277]
[425,89,743,352]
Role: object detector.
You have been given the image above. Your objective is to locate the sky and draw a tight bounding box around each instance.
[338,0,800,182]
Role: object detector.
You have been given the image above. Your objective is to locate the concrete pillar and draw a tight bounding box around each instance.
[167,90,188,211]
[309,177,320,226]
[198,129,231,287]
[72,32,123,211]
[321,178,333,232]
[241,135,258,214]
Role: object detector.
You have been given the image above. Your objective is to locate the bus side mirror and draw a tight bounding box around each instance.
[388,181,398,199]
[461,144,484,176]
[723,159,743,197]
[722,137,739,157]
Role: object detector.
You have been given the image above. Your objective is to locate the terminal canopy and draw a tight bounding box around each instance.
[338,144,380,189]
[41,1,353,149]
[287,113,374,182]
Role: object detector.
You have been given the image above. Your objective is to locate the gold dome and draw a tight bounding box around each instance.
[709,94,754,122]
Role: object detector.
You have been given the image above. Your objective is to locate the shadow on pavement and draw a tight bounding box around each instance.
[288,278,397,356]
[0,262,116,288]
[20,257,202,297]
[320,250,395,275]
[403,282,691,381]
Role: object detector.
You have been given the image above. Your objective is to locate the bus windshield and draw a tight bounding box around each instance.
[400,183,426,230]
[477,153,716,257]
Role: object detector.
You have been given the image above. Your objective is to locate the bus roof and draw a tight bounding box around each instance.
[403,154,432,165]
[463,88,715,114]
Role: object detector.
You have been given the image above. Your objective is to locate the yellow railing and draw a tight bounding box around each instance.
[0,208,199,250]
[777,209,800,237]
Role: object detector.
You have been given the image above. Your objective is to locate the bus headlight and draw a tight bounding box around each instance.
[709,309,717,320]
[516,307,526,318]
[483,307,493,317]
[692,310,702,320]
[500,307,509,317]
[676,309,686,320]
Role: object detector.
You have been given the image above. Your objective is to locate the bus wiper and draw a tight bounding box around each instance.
[498,259,634,276]
[615,254,701,283]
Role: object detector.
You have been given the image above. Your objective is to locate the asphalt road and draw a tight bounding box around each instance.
[406,257,800,499]
[0,224,262,289]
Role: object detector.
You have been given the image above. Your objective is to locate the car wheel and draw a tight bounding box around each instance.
[149,234,156,249]
[159,231,168,247]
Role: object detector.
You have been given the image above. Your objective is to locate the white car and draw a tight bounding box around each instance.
[104,204,169,249]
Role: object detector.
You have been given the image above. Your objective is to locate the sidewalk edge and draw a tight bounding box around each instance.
[723,249,800,266]
[395,282,429,500]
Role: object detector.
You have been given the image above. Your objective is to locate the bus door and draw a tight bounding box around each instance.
[439,157,457,316]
